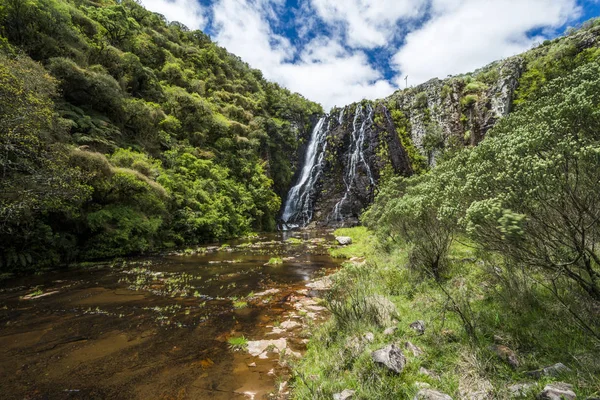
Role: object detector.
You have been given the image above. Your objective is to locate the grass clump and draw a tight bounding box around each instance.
[228,336,248,351]
[329,227,374,259]
[267,257,283,265]
[233,300,248,309]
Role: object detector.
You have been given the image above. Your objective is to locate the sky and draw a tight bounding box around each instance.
[139,0,600,110]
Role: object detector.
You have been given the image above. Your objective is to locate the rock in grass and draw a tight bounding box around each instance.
[419,367,440,380]
[405,341,424,357]
[493,345,519,369]
[527,363,571,378]
[333,389,356,400]
[538,383,576,400]
[364,332,375,343]
[413,388,453,400]
[508,383,536,398]
[364,295,398,327]
[383,326,397,336]
[336,236,353,246]
[371,344,406,374]
[410,320,426,335]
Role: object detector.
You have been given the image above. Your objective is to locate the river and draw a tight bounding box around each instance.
[0,231,342,399]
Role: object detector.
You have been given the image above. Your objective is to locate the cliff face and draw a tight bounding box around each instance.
[283,22,600,228]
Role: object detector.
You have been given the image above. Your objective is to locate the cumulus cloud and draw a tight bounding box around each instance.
[310,0,425,48]
[138,0,585,110]
[392,0,581,85]
[138,0,207,30]
[212,0,396,109]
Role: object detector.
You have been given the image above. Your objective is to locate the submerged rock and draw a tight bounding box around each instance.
[247,338,287,358]
[336,236,353,246]
[538,383,576,400]
[333,389,356,400]
[371,344,406,374]
[414,388,453,400]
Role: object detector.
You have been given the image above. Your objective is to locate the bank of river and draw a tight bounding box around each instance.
[0,231,343,400]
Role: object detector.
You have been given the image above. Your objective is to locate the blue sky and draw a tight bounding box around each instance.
[139,0,600,110]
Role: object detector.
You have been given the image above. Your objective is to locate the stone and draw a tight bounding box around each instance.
[364,332,375,343]
[247,338,287,358]
[405,341,424,357]
[413,388,453,400]
[410,320,426,335]
[383,327,397,336]
[336,236,353,246]
[371,344,406,374]
[507,383,536,398]
[538,383,576,400]
[280,320,301,330]
[364,295,398,327]
[333,389,356,400]
[493,345,519,369]
[415,382,431,389]
[527,363,571,378]
[306,276,333,290]
[419,367,440,380]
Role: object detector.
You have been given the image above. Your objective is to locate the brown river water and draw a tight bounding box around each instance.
[0,231,342,400]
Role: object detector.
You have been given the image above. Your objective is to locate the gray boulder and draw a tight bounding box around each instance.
[371,344,406,374]
[410,320,426,335]
[364,295,398,327]
[333,389,355,400]
[336,236,353,246]
[414,388,453,400]
[508,383,537,398]
[527,363,571,378]
[538,383,576,400]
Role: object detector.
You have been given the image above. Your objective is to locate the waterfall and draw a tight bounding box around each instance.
[331,104,375,222]
[281,116,330,227]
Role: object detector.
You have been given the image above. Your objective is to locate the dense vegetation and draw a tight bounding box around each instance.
[0,0,321,271]
[293,23,600,399]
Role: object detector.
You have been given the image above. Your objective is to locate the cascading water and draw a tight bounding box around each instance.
[330,104,376,222]
[281,116,330,228]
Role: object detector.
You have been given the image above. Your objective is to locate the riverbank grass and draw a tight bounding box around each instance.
[292,227,600,399]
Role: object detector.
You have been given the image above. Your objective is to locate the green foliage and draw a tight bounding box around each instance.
[228,335,248,351]
[267,257,283,265]
[0,0,321,271]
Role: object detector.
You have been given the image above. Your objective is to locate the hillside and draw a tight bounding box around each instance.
[0,0,320,270]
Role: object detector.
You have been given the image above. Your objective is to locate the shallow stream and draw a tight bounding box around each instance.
[0,231,342,399]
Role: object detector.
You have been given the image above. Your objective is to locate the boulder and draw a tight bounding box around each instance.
[508,383,536,398]
[333,389,355,400]
[405,341,424,357]
[527,363,571,378]
[336,236,353,245]
[364,295,398,327]
[493,345,519,369]
[410,320,426,335]
[371,344,406,374]
[538,383,576,400]
[414,388,453,400]
[383,326,397,336]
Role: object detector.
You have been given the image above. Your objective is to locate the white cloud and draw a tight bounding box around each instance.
[392,0,581,85]
[310,0,425,48]
[212,0,396,110]
[136,0,584,110]
[138,0,207,30]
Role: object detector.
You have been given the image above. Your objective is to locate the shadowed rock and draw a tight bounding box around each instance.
[538,383,576,400]
[410,320,426,335]
[493,345,519,369]
[371,344,406,374]
[527,363,571,378]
